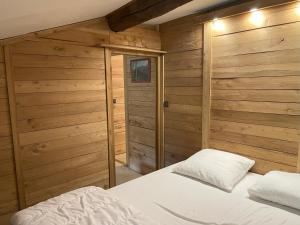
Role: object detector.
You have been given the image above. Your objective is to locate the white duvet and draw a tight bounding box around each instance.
[11,186,158,225]
[11,166,300,225]
[110,165,300,225]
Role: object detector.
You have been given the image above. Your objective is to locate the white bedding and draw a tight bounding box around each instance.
[109,164,300,225]
[12,165,300,225]
[11,186,158,225]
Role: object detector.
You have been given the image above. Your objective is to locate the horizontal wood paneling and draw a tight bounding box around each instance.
[0,45,19,224]
[160,15,203,165]
[212,76,300,90]
[110,25,161,50]
[212,100,300,116]
[14,67,105,81]
[212,90,300,103]
[210,139,296,174]
[212,3,300,36]
[42,19,161,50]
[111,55,126,157]
[213,62,300,79]
[16,90,106,107]
[19,121,107,146]
[16,101,106,120]
[0,15,162,221]
[210,2,300,174]
[126,56,157,174]
[11,54,105,69]
[10,40,105,58]
[7,41,110,207]
[213,22,300,57]
[211,109,300,130]
[15,80,106,93]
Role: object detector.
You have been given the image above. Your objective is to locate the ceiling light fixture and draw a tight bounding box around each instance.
[297,2,300,15]
[250,8,265,25]
[212,18,225,31]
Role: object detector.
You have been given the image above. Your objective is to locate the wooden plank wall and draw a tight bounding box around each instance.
[6,41,110,206]
[0,17,161,217]
[160,15,203,166]
[39,18,161,50]
[209,2,300,174]
[111,55,126,157]
[125,56,157,174]
[0,46,19,225]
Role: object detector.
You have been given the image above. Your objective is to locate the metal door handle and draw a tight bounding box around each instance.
[163,100,169,108]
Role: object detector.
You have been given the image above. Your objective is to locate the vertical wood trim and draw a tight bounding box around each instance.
[123,55,130,166]
[202,22,212,149]
[4,46,26,208]
[297,142,300,173]
[157,55,165,169]
[156,56,161,169]
[104,48,116,187]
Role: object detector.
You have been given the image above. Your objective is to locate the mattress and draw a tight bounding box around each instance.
[109,164,300,225]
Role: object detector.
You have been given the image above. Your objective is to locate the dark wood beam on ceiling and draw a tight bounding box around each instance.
[106,0,193,32]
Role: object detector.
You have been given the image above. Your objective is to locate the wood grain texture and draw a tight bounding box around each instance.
[7,41,110,207]
[104,48,116,187]
[211,2,300,36]
[0,14,162,217]
[125,55,157,174]
[0,46,19,223]
[157,55,164,168]
[111,55,126,157]
[160,14,203,165]
[202,22,212,148]
[106,0,193,32]
[210,2,300,174]
[42,19,161,50]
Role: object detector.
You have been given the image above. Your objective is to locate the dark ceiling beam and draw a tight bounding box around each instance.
[106,0,193,32]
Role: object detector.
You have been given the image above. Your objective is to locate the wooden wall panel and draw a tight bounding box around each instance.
[111,55,126,156]
[0,15,161,220]
[210,2,300,174]
[125,56,157,174]
[160,15,203,166]
[42,19,161,50]
[0,45,19,225]
[6,41,110,207]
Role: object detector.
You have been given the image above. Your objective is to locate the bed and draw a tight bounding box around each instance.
[12,163,300,225]
[109,164,300,225]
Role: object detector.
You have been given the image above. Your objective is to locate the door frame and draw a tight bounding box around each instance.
[103,44,166,187]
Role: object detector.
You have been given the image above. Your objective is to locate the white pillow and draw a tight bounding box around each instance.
[173,149,255,191]
[248,171,300,210]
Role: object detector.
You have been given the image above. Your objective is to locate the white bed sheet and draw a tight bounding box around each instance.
[109,164,300,225]
[12,186,158,225]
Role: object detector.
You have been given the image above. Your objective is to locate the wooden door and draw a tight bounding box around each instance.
[111,55,126,163]
[5,40,110,207]
[125,56,157,174]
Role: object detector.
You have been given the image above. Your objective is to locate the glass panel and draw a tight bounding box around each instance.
[130,58,151,83]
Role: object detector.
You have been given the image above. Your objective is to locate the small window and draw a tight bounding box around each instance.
[130,58,151,83]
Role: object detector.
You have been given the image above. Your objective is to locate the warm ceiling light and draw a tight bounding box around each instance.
[212,18,225,31]
[249,8,265,25]
[297,2,300,15]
